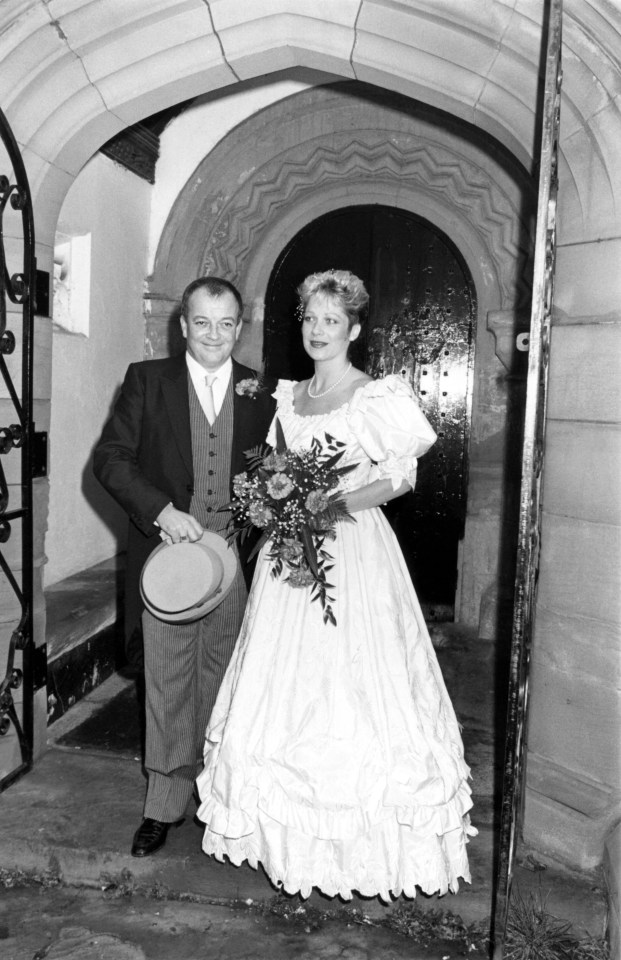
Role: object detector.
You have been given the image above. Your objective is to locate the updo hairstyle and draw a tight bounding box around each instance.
[297,269,369,331]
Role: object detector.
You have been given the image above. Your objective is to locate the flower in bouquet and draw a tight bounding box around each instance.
[226,418,356,625]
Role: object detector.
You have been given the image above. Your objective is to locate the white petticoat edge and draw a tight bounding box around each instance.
[201,813,475,903]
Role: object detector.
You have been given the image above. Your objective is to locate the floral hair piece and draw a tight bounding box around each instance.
[296,270,369,328]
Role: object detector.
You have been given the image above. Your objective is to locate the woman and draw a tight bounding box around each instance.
[196,269,476,901]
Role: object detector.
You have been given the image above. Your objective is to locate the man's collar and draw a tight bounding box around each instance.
[185,353,233,381]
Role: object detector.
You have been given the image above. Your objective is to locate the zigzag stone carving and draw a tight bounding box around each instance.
[200,135,532,307]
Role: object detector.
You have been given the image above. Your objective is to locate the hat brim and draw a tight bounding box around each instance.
[140,530,238,624]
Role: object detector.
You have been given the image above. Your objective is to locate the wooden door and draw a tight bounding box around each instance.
[265,205,476,615]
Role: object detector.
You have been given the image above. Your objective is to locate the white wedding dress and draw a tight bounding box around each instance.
[196,375,476,901]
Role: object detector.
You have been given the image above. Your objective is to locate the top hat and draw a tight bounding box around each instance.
[140,530,238,623]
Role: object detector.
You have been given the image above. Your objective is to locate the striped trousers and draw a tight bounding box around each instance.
[142,569,247,822]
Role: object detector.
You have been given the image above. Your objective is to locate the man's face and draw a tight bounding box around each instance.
[180,288,242,371]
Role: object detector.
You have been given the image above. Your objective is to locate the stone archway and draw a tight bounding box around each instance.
[151,83,534,323]
[0,0,618,876]
[150,82,537,631]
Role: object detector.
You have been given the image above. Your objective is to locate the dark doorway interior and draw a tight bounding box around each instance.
[265,205,476,615]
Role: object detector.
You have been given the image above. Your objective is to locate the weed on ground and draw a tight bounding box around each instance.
[504,891,609,960]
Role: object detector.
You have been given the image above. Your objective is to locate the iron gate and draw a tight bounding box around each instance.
[493,0,563,949]
[0,105,39,791]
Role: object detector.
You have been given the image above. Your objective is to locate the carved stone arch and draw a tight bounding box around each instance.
[149,83,536,357]
[203,135,531,309]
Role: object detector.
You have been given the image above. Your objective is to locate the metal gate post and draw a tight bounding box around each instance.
[492,0,563,951]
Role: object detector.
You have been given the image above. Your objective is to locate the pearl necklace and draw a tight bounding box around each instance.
[307,363,352,399]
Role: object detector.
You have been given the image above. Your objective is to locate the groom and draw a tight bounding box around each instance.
[94,276,276,856]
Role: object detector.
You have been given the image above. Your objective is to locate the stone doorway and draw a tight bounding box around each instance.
[264,206,476,614]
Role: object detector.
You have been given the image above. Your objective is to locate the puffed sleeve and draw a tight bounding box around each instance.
[347,375,437,490]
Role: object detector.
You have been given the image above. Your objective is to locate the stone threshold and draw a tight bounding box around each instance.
[44,555,126,724]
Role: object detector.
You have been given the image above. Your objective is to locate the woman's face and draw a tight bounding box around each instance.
[301,293,360,363]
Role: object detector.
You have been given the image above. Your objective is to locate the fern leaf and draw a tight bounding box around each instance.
[247,530,270,563]
[275,417,287,454]
[300,524,319,578]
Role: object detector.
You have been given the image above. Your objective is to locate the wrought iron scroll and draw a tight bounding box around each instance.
[493,0,562,950]
[0,105,36,790]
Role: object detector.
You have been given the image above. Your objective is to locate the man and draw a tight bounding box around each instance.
[94,277,276,857]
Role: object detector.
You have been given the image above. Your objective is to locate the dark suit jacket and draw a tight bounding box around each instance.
[93,354,277,639]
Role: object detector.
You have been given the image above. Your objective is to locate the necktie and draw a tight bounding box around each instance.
[204,373,217,424]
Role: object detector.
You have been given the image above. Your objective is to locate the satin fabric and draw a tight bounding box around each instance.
[197,376,476,901]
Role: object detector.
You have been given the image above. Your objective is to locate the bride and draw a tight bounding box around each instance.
[196,269,476,901]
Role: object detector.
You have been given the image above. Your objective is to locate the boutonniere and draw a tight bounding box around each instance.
[235,376,263,399]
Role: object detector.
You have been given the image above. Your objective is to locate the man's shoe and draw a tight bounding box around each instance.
[130,817,183,857]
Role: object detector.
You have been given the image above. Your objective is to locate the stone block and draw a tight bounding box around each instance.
[533,604,621,682]
[27,81,122,176]
[214,0,358,80]
[49,0,213,78]
[526,751,616,820]
[212,0,358,81]
[357,0,499,77]
[0,12,67,143]
[212,0,358,31]
[21,56,101,164]
[559,135,618,247]
[548,321,621,422]
[354,18,488,117]
[537,513,621,624]
[523,784,609,873]
[559,40,613,143]
[554,240,621,320]
[24,149,74,245]
[475,46,538,163]
[542,420,621,525]
[528,654,620,787]
[99,41,232,121]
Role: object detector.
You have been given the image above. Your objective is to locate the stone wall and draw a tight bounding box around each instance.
[523,241,621,869]
[45,153,150,586]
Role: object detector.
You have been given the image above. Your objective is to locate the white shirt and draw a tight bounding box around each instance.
[185,353,232,421]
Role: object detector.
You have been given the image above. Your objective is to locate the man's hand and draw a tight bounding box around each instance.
[155,504,204,543]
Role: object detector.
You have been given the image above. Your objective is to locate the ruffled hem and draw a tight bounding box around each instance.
[200,806,477,902]
[196,751,477,902]
[197,757,475,842]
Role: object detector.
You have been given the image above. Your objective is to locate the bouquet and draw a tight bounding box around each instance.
[228,419,356,625]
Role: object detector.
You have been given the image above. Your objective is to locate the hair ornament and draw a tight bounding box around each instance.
[296,269,369,324]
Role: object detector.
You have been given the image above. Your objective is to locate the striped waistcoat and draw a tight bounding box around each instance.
[188,374,234,535]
